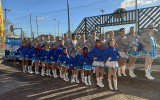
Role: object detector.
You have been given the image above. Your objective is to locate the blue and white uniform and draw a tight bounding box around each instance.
[88,46,105,67]
[29,47,40,61]
[49,48,58,63]
[104,46,120,68]
[74,53,83,70]
[41,50,50,63]
[60,53,70,67]
[69,56,75,70]
[78,54,93,70]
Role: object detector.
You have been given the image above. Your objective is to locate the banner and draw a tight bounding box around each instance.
[0,0,4,36]
[5,38,21,56]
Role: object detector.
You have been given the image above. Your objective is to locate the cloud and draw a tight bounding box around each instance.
[121,0,160,8]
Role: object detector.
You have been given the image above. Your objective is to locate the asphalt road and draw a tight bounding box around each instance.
[0,61,160,100]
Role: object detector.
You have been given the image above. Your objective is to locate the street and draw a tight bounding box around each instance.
[0,61,160,100]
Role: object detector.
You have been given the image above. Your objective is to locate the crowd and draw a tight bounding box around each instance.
[16,24,157,90]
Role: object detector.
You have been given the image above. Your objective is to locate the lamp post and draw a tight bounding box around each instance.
[100,9,105,37]
[53,18,56,36]
[67,0,71,36]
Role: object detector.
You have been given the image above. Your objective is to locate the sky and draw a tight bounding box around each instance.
[1,0,160,37]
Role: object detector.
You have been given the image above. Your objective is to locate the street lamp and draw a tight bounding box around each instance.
[100,9,105,34]
[53,18,56,36]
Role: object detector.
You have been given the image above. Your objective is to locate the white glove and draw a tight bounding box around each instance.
[94,57,97,60]
[44,56,47,58]
[108,57,111,60]
[51,57,53,59]
[84,62,86,64]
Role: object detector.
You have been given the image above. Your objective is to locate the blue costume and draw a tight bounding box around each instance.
[41,50,50,63]
[49,48,58,63]
[69,56,75,70]
[60,53,70,67]
[55,45,65,62]
[17,46,28,59]
[29,47,40,61]
[88,46,105,67]
[74,54,83,70]
[104,46,120,68]
[78,54,92,70]
[37,49,44,62]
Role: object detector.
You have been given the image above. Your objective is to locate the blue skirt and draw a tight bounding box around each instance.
[32,56,38,61]
[50,59,57,63]
[70,66,75,70]
[77,65,83,70]
[83,65,92,70]
[128,51,140,57]
[44,58,50,63]
[142,50,157,59]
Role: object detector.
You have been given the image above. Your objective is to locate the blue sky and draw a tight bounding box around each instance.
[2,0,160,37]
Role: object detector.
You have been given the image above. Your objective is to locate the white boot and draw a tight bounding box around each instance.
[52,70,55,77]
[28,66,30,73]
[48,69,52,76]
[24,65,27,73]
[66,73,69,81]
[118,67,122,77]
[60,70,63,78]
[22,65,25,73]
[108,79,113,90]
[41,68,45,76]
[96,77,102,87]
[113,79,118,90]
[35,67,39,74]
[75,74,79,83]
[71,76,75,83]
[99,77,104,87]
[145,69,155,80]
[46,69,49,76]
[121,66,127,76]
[54,70,58,78]
[81,73,84,83]
[129,67,137,78]
[88,76,91,85]
[30,66,34,74]
[84,77,89,85]
[63,74,68,81]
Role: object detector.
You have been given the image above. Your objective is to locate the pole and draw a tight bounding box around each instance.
[135,0,138,33]
[36,16,39,36]
[58,20,59,36]
[67,0,71,36]
[53,18,56,36]
[30,13,33,41]
[4,9,10,31]
[100,9,105,38]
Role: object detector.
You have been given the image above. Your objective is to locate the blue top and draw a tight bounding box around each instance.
[60,53,70,65]
[55,45,65,57]
[88,47,104,61]
[29,47,40,58]
[17,46,27,56]
[49,48,58,61]
[104,46,120,61]
[68,56,75,67]
[41,50,50,59]
[74,53,82,66]
[37,49,44,60]
[78,54,92,65]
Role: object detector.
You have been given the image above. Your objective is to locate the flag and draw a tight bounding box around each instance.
[0,0,4,37]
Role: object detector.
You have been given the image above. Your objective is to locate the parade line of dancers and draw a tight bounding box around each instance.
[16,24,157,90]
